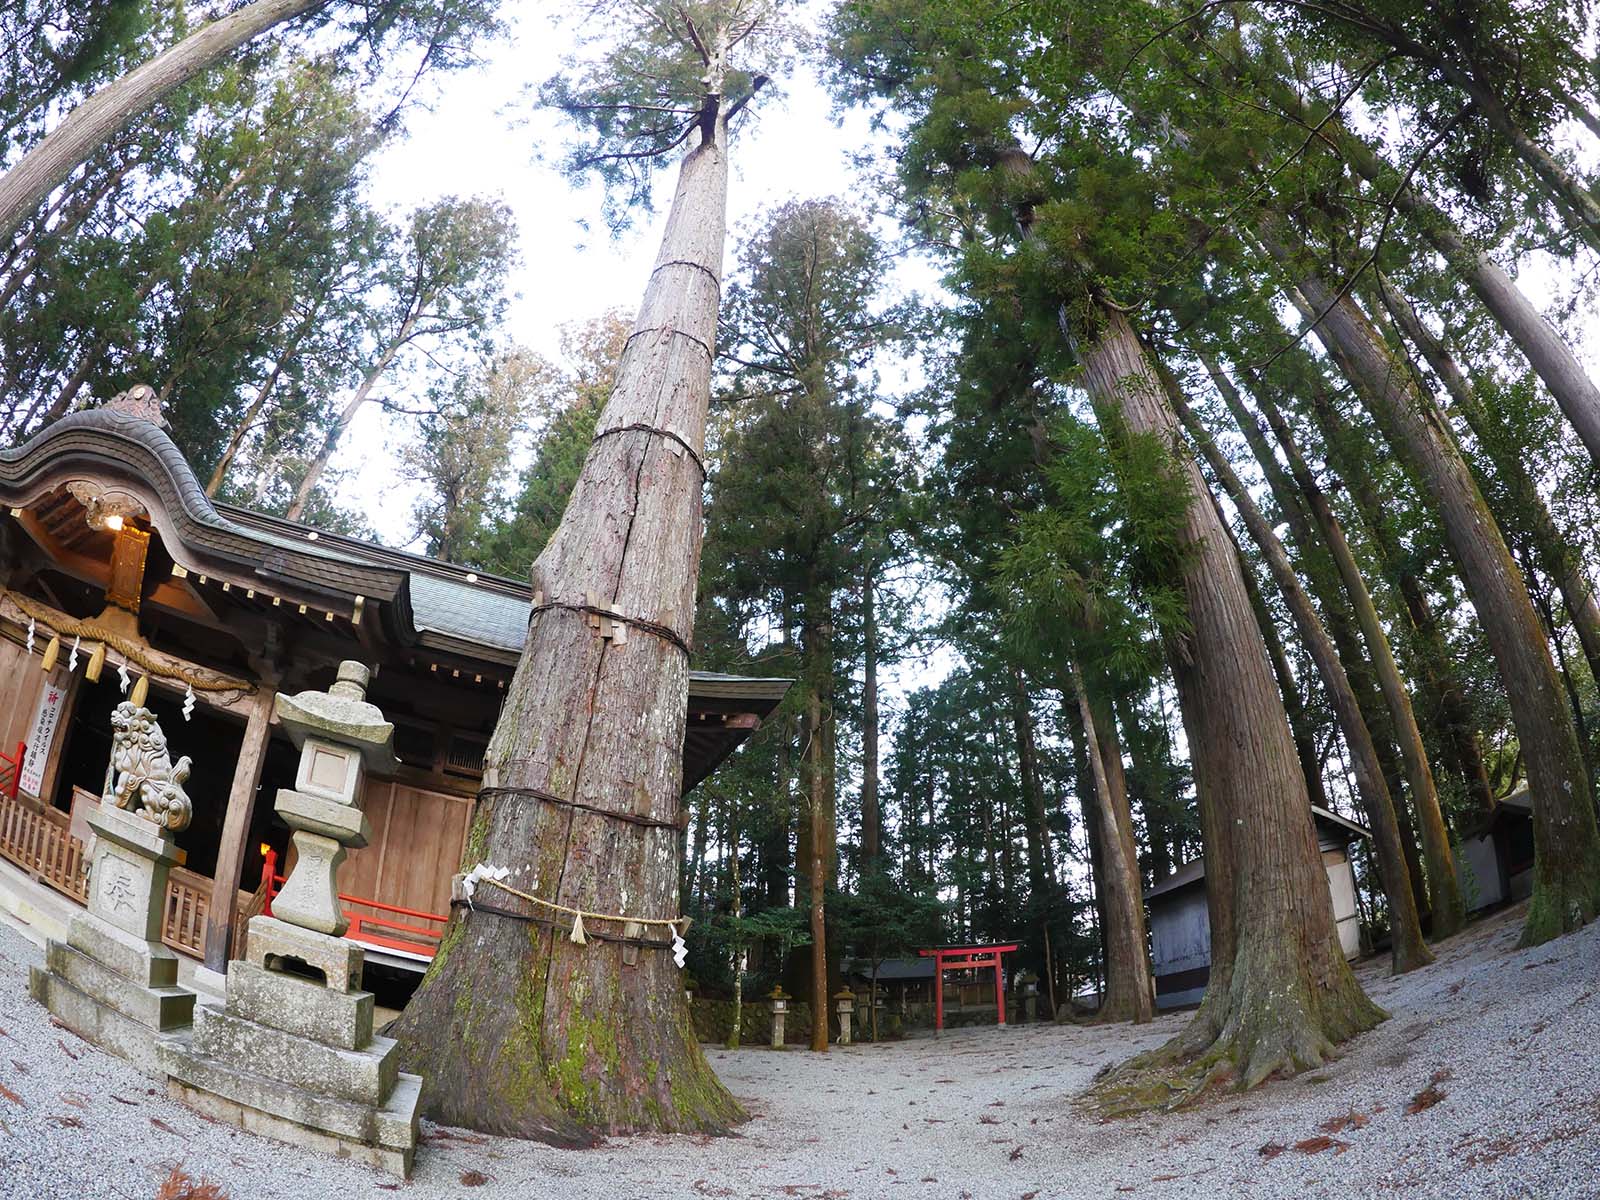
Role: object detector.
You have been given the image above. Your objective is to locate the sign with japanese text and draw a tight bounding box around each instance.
[19,682,64,797]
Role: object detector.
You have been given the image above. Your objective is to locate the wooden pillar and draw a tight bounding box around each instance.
[202,684,275,972]
[933,954,944,1035]
[994,955,1006,1026]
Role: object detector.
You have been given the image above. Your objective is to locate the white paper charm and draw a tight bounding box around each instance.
[116,661,130,694]
[671,928,688,969]
[67,635,80,672]
[182,683,196,721]
[25,617,34,654]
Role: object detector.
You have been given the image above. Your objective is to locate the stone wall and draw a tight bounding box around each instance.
[689,997,815,1046]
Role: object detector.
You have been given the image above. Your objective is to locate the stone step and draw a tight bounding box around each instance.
[159,1032,419,1178]
[193,1004,398,1107]
[27,964,188,1077]
[44,940,194,1030]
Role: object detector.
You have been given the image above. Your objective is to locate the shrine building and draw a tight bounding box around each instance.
[0,394,786,988]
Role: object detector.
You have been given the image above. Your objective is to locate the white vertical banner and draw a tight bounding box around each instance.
[19,682,65,797]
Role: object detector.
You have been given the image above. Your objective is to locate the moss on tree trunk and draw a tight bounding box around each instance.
[1071,307,1383,1109]
[391,129,745,1142]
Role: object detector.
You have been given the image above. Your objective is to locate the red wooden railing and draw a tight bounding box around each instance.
[261,849,447,960]
[0,741,26,801]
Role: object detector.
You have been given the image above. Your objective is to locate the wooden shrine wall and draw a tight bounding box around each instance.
[337,778,474,919]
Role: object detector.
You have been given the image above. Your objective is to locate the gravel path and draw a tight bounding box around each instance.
[0,902,1596,1199]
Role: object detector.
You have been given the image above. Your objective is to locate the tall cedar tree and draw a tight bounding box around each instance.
[391,0,780,1140]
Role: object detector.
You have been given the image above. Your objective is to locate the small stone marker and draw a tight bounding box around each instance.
[835,989,855,1046]
[159,662,421,1178]
[29,702,198,1073]
[769,985,788,1048]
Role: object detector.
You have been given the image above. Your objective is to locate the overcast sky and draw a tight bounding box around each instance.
[335,6,890,549]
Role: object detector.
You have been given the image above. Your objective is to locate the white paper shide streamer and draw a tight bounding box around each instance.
[67,634,79,672]
[116,661,130,694]
[24,617,34,654]
[182,683,196,721]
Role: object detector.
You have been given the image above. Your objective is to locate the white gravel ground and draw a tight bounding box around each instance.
[0,900,1596,1200]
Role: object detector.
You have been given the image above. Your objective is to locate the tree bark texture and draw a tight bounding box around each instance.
[1214,359,1463,938]
[1169,374,1432,972]
[1283,94,1600,468]
[1072,305,1382,1086]
[860,578,880,868]
[1373,272,1600,689]
[1071,664,1154,1024]
[391,131,743,1140]
[0,0,327,241]
[1266,233,1600,947]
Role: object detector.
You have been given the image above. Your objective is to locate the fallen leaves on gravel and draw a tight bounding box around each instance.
[459,1170,490,1186]
[1007,1145,1023,1161]
[1407,1069,1453,1115]
[55,1038,78,1060]
[150,1117,183,1135]
[1319,1108,1370,1134]
[154,1166,228,1200]
[1293,1134,1351,1155]
[1258,1142,1286,1159]
[0,1081,22,1105]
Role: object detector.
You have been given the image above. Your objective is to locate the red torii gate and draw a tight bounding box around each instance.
[918,943,1018,1034]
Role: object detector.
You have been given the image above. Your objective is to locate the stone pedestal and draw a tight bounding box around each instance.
[29,777,196,1074]
[160,661,418,1178]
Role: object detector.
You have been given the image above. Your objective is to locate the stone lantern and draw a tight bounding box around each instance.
[834,989,856,1046]
[1019,970,1039,1023]
[768,985,789,1048]
[161,661,421,1177]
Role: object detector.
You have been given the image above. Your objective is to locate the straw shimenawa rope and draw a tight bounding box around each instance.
[461,863,688,949]
[2,589,251,693]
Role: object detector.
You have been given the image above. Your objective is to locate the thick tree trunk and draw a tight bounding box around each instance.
[1168,372,1431,972]
[860,577,880,868]
[1216,359,1463,938]
[1374,273,1600,688]
[0,0,327,241]
[1073,306,1381,1092]
[391,128,743,1140]
[1229,518,1329,811]
[1072,664,1154,1024]
[1265,232,1600,946]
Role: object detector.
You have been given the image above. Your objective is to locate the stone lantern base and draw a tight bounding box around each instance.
[27,803,195,1074]
[159,915,421,1177]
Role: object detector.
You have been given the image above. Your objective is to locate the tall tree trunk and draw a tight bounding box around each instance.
[1010,664,1056,898]
[1229,518,1329,810]
[1071,663,1154,1023]
[1373,272,1600,688]
[1168,369,1432,972]
[1295,374,1498,821]
[207,302,323,496]
[806,683,828,1052]
[1214,357,1464,938]
[1287,96,1600,468]
[391,126,742,1140]
[0,0,327,240]
[1073,305,1381,1092]
[1263,228,1600,946]
[860,576,880,868]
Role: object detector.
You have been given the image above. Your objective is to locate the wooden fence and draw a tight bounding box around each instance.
[0,787,244,961]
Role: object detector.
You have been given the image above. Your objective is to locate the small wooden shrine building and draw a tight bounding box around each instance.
[1145,805,1369,1009]
[0,395,787,981]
